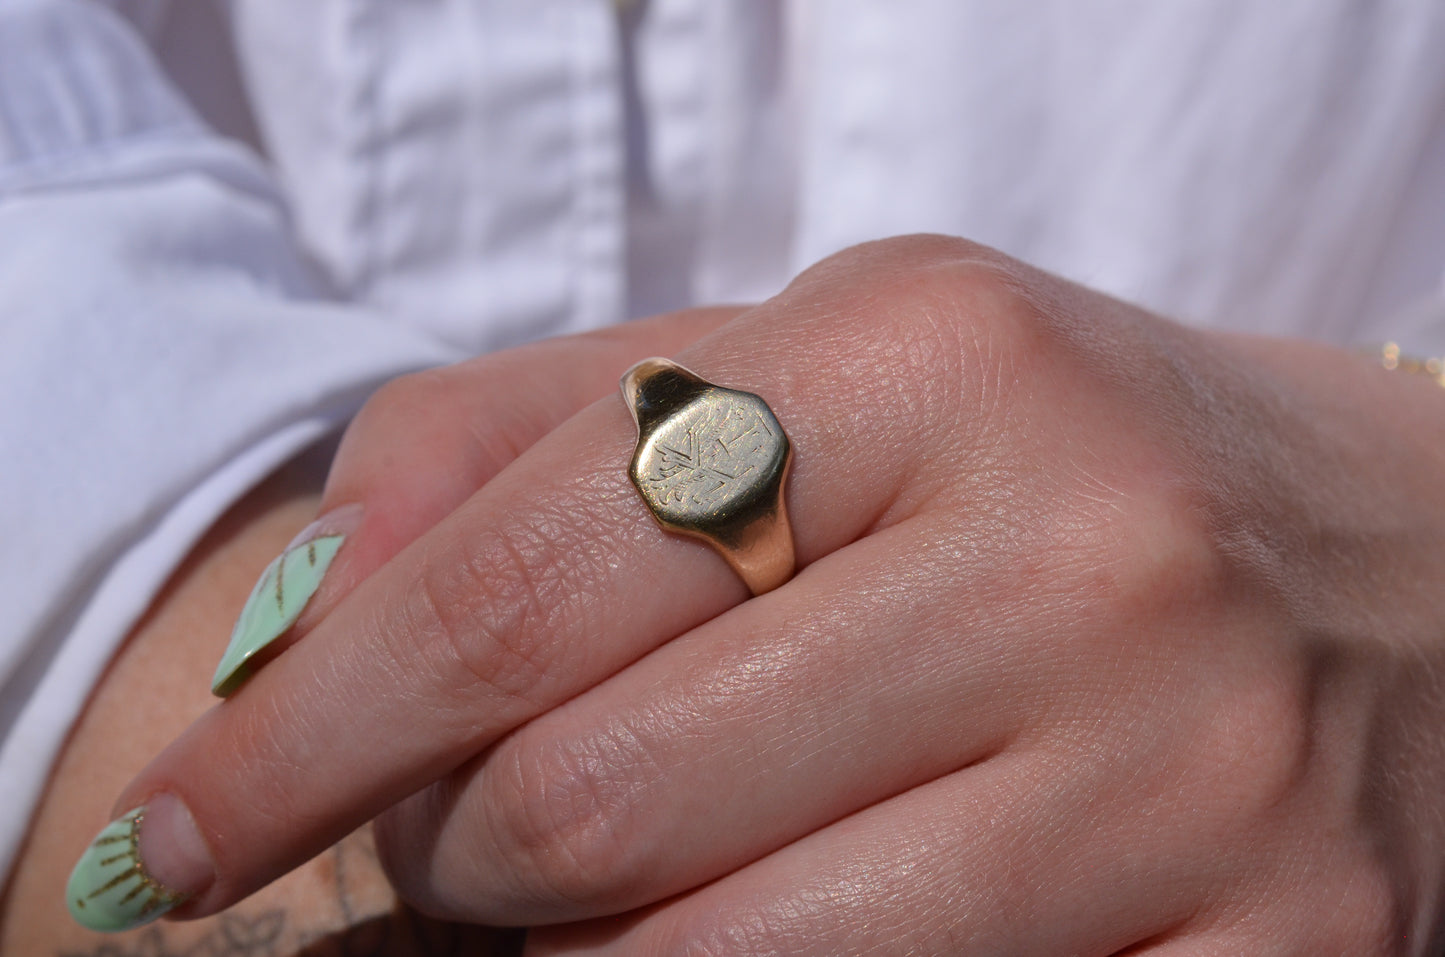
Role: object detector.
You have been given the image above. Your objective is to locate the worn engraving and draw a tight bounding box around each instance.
[640,392,784,515]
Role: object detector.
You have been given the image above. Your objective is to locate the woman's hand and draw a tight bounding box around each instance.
[98,236,1445,953]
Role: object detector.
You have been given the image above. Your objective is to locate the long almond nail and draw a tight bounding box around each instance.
[210,505,359,697]
[66,795,211,932]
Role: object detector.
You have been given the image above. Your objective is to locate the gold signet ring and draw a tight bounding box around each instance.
[620,358,795,595]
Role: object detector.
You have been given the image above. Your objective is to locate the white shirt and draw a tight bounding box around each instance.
[4,0,1445,877]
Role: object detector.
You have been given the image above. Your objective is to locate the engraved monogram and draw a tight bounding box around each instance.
[622,357,794,593]
[640,392,783,513]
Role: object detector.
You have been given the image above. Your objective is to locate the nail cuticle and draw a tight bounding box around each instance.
[66,805,187,932]
[283,502,363,551]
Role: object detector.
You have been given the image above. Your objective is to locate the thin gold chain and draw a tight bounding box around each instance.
[1377,342,1445,388]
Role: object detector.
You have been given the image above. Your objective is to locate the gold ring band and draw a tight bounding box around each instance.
[620,358,795,595]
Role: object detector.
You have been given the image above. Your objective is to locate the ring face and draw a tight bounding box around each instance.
[632,389,787,531]
[621,358,795,595]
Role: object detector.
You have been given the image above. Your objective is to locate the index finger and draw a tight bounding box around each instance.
[207,306,742,696]
[92,238,1013,922]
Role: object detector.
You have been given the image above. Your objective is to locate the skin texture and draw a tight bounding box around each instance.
[43,237,1445,953]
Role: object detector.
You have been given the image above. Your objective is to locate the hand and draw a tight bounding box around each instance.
[103,236,1445,953]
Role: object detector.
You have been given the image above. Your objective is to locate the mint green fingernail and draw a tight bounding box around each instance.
[210,532,346,697]
[67,807,183,932]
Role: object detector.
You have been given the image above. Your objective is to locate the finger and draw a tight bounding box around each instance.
[512,617,1398,957]
[372,517,1033,923]
[209,307,741,694]
[113,238,1021,918]
[320,306,747,578]
[523,753,1202,957]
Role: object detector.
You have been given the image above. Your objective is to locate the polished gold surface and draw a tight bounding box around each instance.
[621,357,794,594]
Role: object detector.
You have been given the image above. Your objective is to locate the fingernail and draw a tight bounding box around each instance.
[66,795,212,932]
[210,505,360,697]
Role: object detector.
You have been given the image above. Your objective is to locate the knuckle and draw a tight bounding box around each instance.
[1075,506,1325,822]
[798,241,1044,451]
[797,234,1033,351]
[802,233,1000,283]
[1079,483,1228,616]
[1164,666,1312,824]
[1339,877,1401,954]
[977,462,1226,648]
[1301,862,1400,954]
[859,242,1035,361]
[490,732,650,910]
[395,510,578,710]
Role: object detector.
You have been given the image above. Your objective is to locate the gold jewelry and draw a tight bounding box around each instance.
[620,358,795,595]
[1377,341,1445,387]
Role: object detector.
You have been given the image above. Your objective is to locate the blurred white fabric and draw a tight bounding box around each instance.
[3,0,1445,877]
